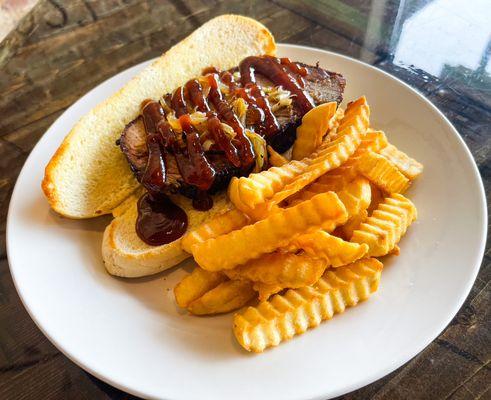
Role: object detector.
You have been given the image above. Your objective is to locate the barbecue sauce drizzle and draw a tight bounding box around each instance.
[136,193,188,246]
[239,55,314,113]
[136,56,312,246]
[137,101,188,246]
[206,73,255,168]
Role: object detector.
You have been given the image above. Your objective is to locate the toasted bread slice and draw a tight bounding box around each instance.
[102,193,233,277]
[42,15,276,219]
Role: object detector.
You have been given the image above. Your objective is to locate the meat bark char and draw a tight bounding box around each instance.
[119,117,146,181]
[302,64,345,105]
[119,63,345,199]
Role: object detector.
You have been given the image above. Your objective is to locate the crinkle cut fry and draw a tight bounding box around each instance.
[367,183,384,214]
[310,164,359,193]
[287,166,370,207]
[351,193,417,256]
[287,130,387,205]
[286,184,328,206]
[188,280,256,315]
[357,151,410,194]
[289,176,371,223]
[380,143,423,180]
[285,178,370,264]
[292,231,368,267]
[181,208,250,253]
[231,131,361,219]
[268,99,371,205]
[287,173,370,206]
[336,208,368,240]
[292,101,337,160]
[335,177,372,239]
[267,145,289,167]
[327,107,345,140]
[228,96,370,212]
[336,177,372,217]
[191,192,348,271]
[225,252,327,287]
[314,130,388,191]
[233,258,383,352]
[174,267,227,308]
[253,282,285,302]
[268,127,365,207]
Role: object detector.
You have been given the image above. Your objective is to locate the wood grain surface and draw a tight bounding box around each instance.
[0,1,489,399]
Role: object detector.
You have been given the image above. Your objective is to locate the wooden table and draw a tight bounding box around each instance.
[0,1,489,399]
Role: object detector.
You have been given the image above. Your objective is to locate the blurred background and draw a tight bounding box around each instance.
[0,0,38,41]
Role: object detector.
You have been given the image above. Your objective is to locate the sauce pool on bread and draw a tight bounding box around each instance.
[118,55,346,246]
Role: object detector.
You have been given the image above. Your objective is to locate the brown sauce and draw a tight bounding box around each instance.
[280,57,307,87]
[136,193,188,246]
[177,114,216,191]
[192,190,214,211]
[207,73,255,168]
[185,79,210,112]
[235,87,265,129]
[136,56,314,246]
[280,57,308,77]
[220,71,238,92]
[140,101,167,195]
[157,117,176,150]
[239,55,314,113]
[207,113,241,167]
[202,66,220,75]
[241,83,279,136]
[171,86,188,117]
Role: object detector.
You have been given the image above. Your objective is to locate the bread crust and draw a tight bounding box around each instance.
[102,193,233,277]
[74,15,276,276]
[42,15,275,219]
[102,216,191,278]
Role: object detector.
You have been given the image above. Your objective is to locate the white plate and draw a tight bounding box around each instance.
[7,44,487,400]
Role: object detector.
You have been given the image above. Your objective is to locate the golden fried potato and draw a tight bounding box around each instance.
[287,178,370,235]
[253,282,285,302]
[327,107,345,140]
[389,244,401,256]
[177,95,423,353]
[192,192,348,271]
[228,96,370,213]
[367,183,384,214]
[225,252,327,287]
[188,280,256,315]
[292,231,368,267]
[315,130,388,191]
[363,129,389,152]
[181,209,250,253]
[287,177,363,206]
[380,143,423,180]
[337,177,371,217]
[333,177,372,240]
[336,208,368,240]
[313,164,359,192]
[269,103,370,206]
[267,145,289,167]
[351,193,417,256]
[174,268,226,308]
[357,151,410,194]
[292,102,337,160]
[286,183,328,206]
[233,258,383,352]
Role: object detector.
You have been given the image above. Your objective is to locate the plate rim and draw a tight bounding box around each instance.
[6,43,488,400]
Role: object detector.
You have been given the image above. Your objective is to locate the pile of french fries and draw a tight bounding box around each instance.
[174,96,423,352]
